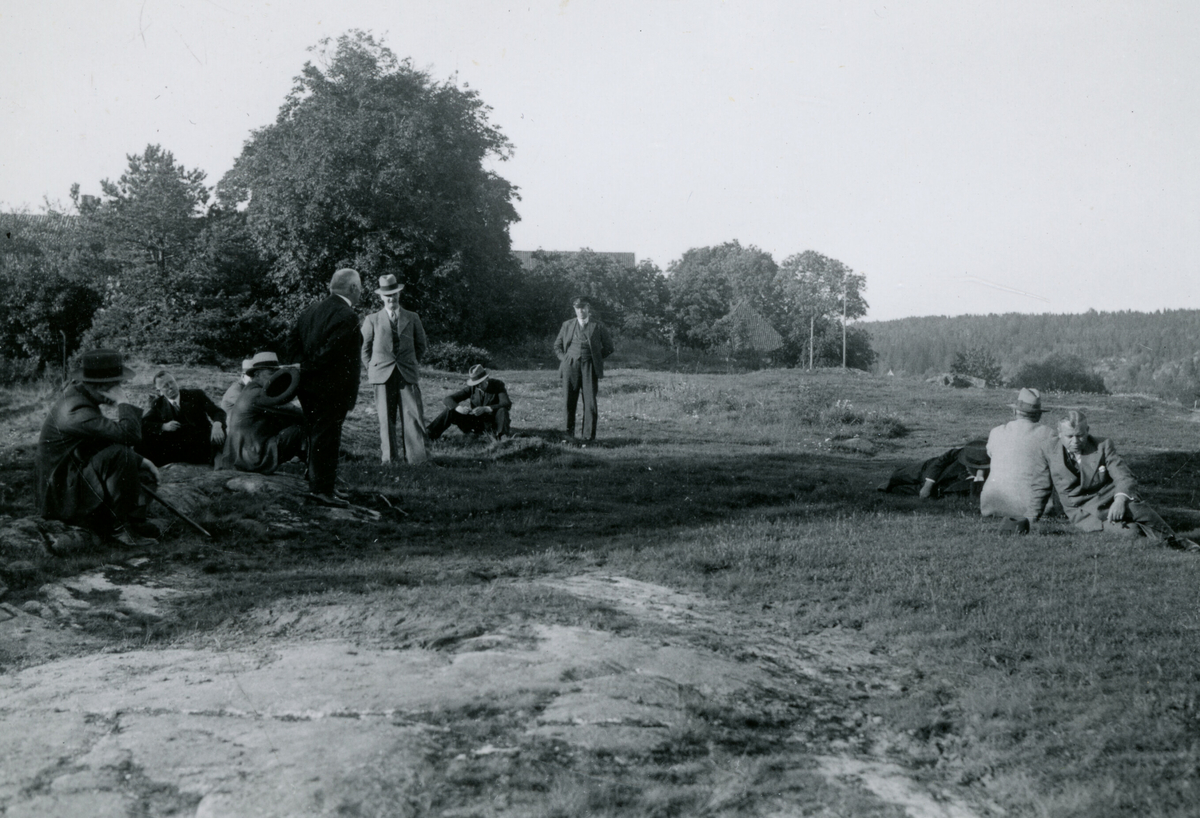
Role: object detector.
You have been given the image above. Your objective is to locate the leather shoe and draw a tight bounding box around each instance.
[307,492,349,508]
[110,527,158,548]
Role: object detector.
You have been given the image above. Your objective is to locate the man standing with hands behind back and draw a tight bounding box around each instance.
[360,273,429,465]
[286,268,362,508]
[554,296,614,441]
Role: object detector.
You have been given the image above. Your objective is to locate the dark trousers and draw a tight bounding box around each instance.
[374,370,428,465]
[428,406,510,439]
[299,388,349,494]
[142,429,217,467]
[563,358,599,439]
[81,444,150,533]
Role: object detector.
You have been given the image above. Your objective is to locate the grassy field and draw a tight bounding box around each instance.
[3,361,1200,816]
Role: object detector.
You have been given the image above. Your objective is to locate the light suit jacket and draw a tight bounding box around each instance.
[979,418,1055,520]
[361,307,426,386]
[553,318,614,379]
[1044,435,1137,531]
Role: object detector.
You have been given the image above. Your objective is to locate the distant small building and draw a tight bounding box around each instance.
[513,250,636,270]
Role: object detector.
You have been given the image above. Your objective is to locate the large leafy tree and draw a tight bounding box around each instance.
[74,144,210,305]
[219,30,522,342]
[0,213,105,375]
[519,250,668,340]
[666,241,779,350]
[775,250,868,368]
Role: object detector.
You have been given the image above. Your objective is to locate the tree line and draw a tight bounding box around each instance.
[866,310,1200,404]
[0,31,870,381]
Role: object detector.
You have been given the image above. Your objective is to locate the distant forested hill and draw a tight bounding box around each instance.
[862,310,1200,402]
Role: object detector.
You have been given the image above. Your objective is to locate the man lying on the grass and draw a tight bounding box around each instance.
[878,438,989,499]
[1042,409,1198,551]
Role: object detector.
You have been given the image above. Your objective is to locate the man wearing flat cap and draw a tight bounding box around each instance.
[361,273,429,465]
[217,352,306,475]
[428,364,512,441]
[980,387,1056,533]
[35,348,160,546]
[286,268,363,507]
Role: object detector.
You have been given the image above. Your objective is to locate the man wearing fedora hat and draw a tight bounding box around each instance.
[35,348,160,546]
[427,364,512,441]
[217,352,306,475]
[286,268,363,507]
[554,297,614,441]
[360,273,430,465]
[980,387,1056,532]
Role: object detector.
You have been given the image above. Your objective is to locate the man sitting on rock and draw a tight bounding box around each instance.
[1045,410,1197,550]
[221,358,254,417]
[138,369,226,467]
[427,365,512,441]
[35,348,160,546]
[217,352,306,475]
[980,387,1056,534]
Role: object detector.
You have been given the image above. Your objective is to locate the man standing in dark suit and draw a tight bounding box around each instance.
[138,369,226,466]
[553,297,614,440]
[285,268,363,507]
[360,274,429,465]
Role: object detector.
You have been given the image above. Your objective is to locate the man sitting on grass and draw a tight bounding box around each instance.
[221,358,254,417]
[427,365,512,441]
[217,352,306,475]
[138,369,226,467]
[980,387,1055,533]
[1045,410,1198,550]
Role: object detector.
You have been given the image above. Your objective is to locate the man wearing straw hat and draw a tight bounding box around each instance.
[217,352,306,475]
[286,268,363,507]
[35,348,160,546]
[361,273,429,465]
[221,358,255,418]
[427,364,512,441]
[980,387,1056,533]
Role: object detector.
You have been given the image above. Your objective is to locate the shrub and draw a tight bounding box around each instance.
[1009,354,1108,394]
[951,347,1002,387]
[423,341,491,373]
[0,356,40,386]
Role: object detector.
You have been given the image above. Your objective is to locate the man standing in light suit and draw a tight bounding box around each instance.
[553,296,614,441]
[361,274,429,465]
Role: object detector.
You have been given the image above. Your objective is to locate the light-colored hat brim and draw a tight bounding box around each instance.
[467,375,488,386]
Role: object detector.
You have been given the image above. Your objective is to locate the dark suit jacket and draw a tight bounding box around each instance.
[139,388,225,465]
[286,294,362,414]
[442,379,512,412]
[1045,435,1138,531]
[36,384,143,520]
[217,381,305,474]
[553,318,614,379]
[361,307,426,386]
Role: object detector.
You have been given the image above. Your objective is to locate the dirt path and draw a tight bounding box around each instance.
[1,570,991,817]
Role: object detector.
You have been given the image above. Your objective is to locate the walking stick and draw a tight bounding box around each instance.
[141,483,212,538]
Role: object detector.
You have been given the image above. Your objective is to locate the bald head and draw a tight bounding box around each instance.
[330,268,362,307]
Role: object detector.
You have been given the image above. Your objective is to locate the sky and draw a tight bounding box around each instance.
[2,1,1198,321]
